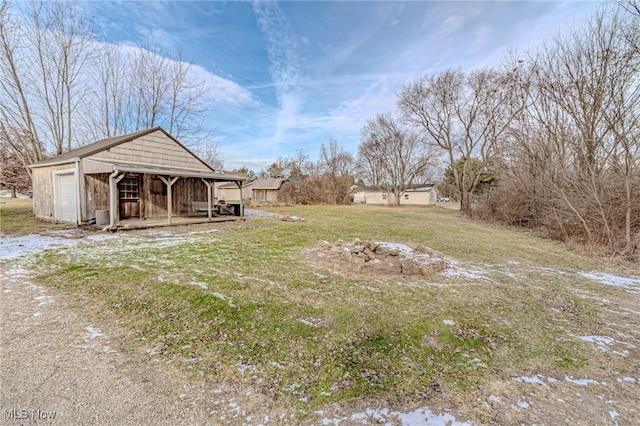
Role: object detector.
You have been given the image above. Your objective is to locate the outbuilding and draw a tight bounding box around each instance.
[350,184,438,206]
[29,127,246,229]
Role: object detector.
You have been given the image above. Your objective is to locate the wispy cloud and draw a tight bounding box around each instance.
[252,1,303,144]
[438,14,465,35]
[187,64,253,106]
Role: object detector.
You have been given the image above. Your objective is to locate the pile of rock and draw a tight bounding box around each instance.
[316,239,446,276]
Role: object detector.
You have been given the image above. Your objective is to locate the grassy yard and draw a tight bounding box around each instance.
[10,204,640,423]
[0,198,73,236]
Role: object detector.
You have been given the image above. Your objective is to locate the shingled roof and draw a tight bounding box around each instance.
[29,127,208,169]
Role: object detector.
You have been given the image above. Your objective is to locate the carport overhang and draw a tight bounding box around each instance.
[97,161,246,230]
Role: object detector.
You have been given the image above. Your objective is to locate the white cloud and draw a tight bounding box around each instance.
[252,1,303,143]
[438,14,465,35]
[186,64,253,106]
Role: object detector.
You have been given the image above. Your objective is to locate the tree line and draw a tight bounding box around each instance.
[0,0,212,190]
[357,2,639,253]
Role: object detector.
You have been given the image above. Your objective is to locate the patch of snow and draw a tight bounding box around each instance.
[297,318,319,327]
[564,376,602,386]
[488,395,503,404]
[518,400,530,409]
[467,358,487,368]
[270,361,285,369]
[579,272,640,294]
[244,209,279,218]
[146,349,160,355]
[443,319,455,326]
[616,377,637,383]
[580,335,614,345]
[190,281,209,290]
[441,259,490,281]
[211,292,236,308]
[512,375,550,388]
[1,234,77,260]
[376,242,414,255]
[86,325,104,339]
[609,410,619,421]
[322,406,469,426]
[1,233,120,260]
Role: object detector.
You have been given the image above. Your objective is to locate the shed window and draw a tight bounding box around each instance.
[119,176,139,199]
[404,194,409,200]
[382,193,387,200]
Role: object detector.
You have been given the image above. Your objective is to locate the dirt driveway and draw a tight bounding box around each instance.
[0,230,277,426]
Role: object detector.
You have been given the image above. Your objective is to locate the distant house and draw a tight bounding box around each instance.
[247,178,286,203]
[350,184,437,206]
[215,180,249,202]
[29,127,246,229]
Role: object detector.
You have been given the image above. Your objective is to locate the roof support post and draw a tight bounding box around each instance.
[159,176,179,225]
[108,170,125,230]
[201,178,214,221]
[235,180,244,220]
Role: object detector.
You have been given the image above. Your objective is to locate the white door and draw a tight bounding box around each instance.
[55,173,78,223]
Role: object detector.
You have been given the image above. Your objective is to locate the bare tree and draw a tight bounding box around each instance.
[1,0,213,175]
[319,137,354,204]
[398,67,522,214]
[478,5,640,252]
[198,141,225,171]
[359,113,435,207]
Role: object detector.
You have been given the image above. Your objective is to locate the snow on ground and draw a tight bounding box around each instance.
[578,272,640,294]
[441,258,492,281]
[1,232,120,261]
[244,208,280,218]
[321,406,470,426]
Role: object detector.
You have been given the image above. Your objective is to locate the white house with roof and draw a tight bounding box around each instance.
[350,184,438,206]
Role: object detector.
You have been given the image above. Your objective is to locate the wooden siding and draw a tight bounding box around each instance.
[86,130,210,172]
[82,158,113,174]
[84,174,110,221]
[82,174,210,221]
[143,176,208,218]
[32,163,75,220]
[252,189,279,203]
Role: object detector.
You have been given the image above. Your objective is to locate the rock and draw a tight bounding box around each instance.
[372,262,401,274]
[320,241,333,250]
[363,248,376,260]
[389,248,400,256]
[401,262,421,275]
[376,246,389,256]
[369,242,380,252]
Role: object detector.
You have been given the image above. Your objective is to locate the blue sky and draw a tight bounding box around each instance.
[82,1,601,171]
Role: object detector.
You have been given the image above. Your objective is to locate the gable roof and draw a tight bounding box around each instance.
[216,181,247,189]
[247,178,286,190]
[29,127,212,171]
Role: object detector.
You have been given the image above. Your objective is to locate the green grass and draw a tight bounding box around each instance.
[23,204,638,412]
[0,198,72,236]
